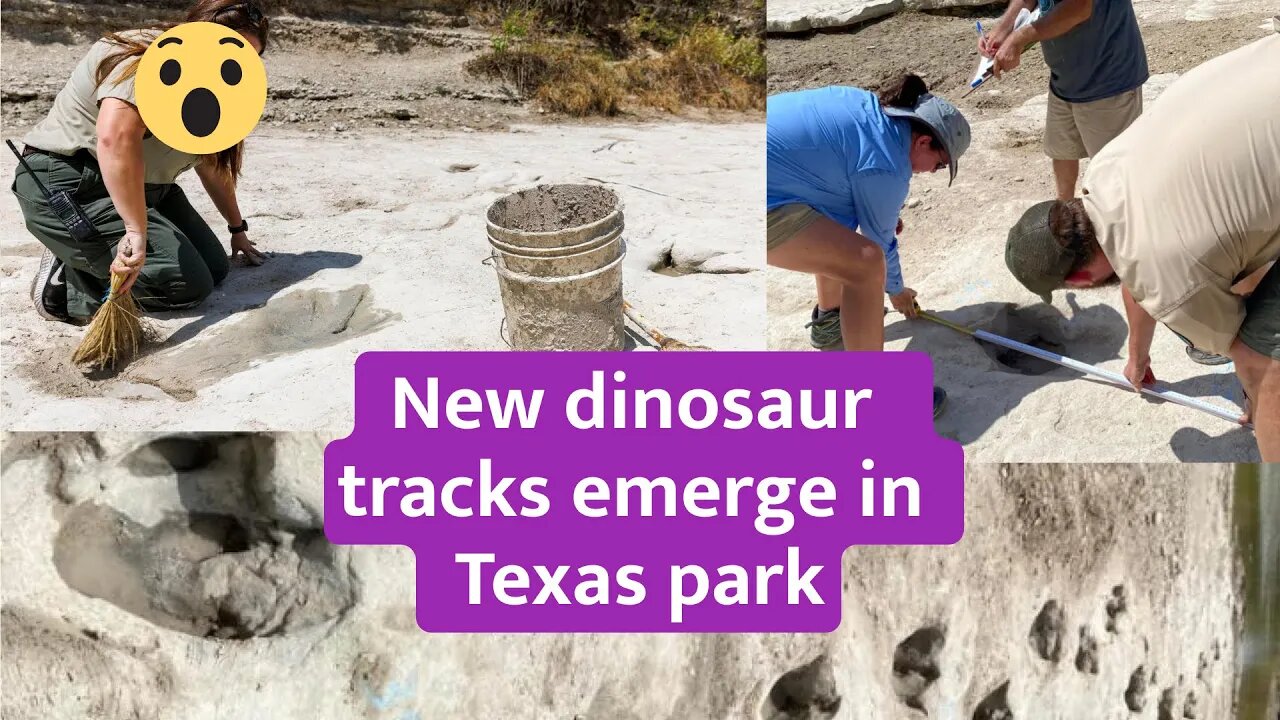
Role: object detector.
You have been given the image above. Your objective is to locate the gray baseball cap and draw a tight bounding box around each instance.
[884,94,972,186]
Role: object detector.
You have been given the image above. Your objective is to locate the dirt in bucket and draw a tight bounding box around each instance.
[488,184,617,233]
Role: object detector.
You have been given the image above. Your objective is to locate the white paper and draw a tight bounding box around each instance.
[971,8,1040,87]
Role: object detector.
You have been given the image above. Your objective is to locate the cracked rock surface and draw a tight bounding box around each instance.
[1,441,1246,719]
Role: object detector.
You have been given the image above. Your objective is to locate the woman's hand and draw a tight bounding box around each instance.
[896,217,904,235]
[231,232,265,266]
[1123,355,1155,392]
[891,288,919,318]
[110,230,147,295]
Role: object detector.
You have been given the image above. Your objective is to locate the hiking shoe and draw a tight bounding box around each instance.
[805,305,891,349]
[1186,345,1232,366]
[933,386,947,419]
[30,247,73,324]
[805,306,842,350]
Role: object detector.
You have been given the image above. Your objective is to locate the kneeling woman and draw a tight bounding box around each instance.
[766,74,971,417]
[12,0,268,325]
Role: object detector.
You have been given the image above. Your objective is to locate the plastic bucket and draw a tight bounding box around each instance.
[486,184,625,350]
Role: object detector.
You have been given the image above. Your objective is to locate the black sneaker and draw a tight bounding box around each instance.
[30,247,73,324]
[1185,345,1232,366]
[933,386,947,419]
[805,306,842,350]
[805,305,890,350]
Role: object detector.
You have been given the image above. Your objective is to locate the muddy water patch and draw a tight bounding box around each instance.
[1233,464,1280,717]
[53,502,356,639]
[127,284,397,400]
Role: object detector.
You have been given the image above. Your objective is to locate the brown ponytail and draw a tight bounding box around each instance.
[879,73,944,151]
[94,0,271,186]
[878,73,930,110]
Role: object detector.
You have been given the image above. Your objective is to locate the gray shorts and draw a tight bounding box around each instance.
[766,204,822,252]
[1240,262,1279,359]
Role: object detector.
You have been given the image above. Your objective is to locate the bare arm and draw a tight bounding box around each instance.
[1121,284,1158,389]
[196,160,264,265]
[992,0,1092,75]
[1016,0,1092,44]
[96,98,149,292]
[1003,0,1039,25]
[195,161,244,228]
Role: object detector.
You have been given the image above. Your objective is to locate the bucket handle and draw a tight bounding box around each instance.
[498,316,514,349]
[484,253,513,347]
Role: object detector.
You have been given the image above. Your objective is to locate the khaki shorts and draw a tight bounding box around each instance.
[1240,262,1280,359]
[767,204,823,252]
[1044,87,1143,160]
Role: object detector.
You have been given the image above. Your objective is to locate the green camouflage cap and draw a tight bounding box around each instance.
[1005,200,1078,304]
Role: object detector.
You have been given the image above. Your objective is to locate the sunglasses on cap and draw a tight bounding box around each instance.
[217,2,265,26]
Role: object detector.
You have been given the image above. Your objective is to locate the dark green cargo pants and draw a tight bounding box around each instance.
[11,150,228,319]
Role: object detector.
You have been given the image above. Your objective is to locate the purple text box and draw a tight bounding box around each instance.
[324,351,964,633]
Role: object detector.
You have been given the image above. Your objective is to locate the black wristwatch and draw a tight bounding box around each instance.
[228,219,249,234]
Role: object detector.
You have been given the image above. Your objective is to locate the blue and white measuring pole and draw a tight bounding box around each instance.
[970,327,1251,427]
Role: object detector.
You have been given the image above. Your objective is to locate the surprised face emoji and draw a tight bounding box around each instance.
[134,21,267,155]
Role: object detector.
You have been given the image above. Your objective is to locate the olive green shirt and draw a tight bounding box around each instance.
[22,32,199,185]
[1081,34,1280,355]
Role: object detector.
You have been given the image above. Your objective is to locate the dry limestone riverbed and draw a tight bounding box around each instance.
[0,435,1248,719]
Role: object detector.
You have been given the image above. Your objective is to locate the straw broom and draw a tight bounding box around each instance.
[71,271,149,370]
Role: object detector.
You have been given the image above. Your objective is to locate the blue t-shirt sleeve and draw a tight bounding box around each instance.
[850,171,908,295]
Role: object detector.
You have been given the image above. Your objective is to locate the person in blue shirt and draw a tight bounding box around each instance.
[766,75,971,416]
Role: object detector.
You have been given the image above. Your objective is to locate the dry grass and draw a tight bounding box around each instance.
[622,25,764,112]
[466,8,764,116]
[468,44,623,116]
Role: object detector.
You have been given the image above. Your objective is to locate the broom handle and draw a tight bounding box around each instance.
[623,301,670,345]
[917,309,1251,428]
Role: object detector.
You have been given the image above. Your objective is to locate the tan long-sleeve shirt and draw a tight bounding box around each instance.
[1081,34,1280,355]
